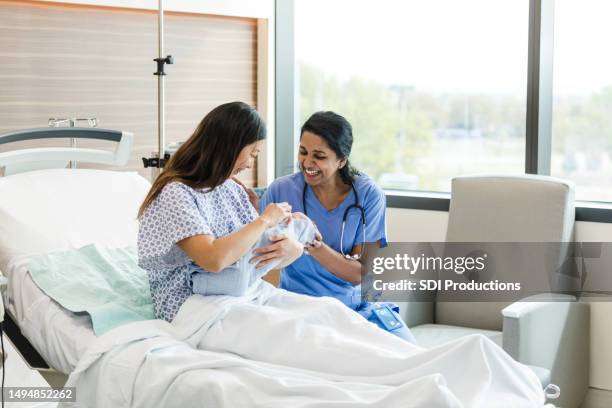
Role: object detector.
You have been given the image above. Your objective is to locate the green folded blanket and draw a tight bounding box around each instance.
[28,244,156,335]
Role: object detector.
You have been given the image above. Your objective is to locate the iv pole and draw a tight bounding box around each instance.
[156,0,165,179]
[143,0,173,179]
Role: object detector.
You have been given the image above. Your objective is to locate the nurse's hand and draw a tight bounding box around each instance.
[250,235,304,268]
[304,235,323,254]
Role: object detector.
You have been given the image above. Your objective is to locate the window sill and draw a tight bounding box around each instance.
[385,191,612,224]
[385,190,450,212]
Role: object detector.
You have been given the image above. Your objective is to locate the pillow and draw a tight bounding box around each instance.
[0,169,151,271]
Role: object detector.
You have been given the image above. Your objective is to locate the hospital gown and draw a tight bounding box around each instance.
[137,180,257,322]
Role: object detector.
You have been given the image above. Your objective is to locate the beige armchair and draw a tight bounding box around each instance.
[399,175,589,408]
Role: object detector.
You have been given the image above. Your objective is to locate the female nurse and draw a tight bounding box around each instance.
[257,111,416,343]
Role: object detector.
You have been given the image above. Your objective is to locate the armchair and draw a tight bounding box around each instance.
[400,175,589,408]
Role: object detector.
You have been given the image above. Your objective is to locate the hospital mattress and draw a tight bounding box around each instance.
[0,169,152,374]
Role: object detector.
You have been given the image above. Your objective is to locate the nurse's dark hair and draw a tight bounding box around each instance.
[301,111,359,185]
[138,101,266,218]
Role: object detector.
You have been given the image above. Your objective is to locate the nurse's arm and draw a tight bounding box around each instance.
[306,242,364,285]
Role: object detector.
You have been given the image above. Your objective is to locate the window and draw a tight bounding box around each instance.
[551,0,612,202]
[295,0,529,192]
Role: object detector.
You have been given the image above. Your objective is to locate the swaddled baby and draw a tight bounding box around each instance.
[186,215,318,296]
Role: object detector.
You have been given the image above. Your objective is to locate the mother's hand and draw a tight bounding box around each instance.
[250,235,304,269]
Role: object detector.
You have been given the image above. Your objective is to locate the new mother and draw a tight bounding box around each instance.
[137,101,304,322]
[257,111,416,342]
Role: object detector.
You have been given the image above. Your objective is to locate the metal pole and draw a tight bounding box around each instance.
[155,0,166,179]
[69,118,77,168]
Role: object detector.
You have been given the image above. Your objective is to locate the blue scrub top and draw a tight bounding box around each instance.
[259,172,387,311]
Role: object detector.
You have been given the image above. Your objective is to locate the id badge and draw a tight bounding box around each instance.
[372,304,403,331]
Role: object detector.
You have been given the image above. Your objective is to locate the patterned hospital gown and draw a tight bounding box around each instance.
[137,180,258,322]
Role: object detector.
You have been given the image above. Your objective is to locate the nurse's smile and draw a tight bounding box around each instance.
[304,167,321,179]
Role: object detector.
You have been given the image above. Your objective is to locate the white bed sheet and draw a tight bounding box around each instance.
[4,257,96,374]
[62,282,552,408]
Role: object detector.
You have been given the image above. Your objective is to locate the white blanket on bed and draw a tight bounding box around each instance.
[62,281,552,408]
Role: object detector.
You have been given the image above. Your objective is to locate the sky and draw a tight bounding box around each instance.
[295,0,612,96]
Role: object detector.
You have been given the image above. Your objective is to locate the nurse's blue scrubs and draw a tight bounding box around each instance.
[260,172,416,343]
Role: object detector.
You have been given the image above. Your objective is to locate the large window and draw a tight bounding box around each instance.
[295,0,529,192]
[551,0,612,202]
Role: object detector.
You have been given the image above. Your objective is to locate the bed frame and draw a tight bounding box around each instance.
[0,127,134,371]
[0,127,133,176]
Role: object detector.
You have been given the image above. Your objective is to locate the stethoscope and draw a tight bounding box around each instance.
[302,181,366,259]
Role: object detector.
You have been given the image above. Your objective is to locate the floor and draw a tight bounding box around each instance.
[1,334,58,407]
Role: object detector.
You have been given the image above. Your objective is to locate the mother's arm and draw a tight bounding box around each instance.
[178,202,290,273]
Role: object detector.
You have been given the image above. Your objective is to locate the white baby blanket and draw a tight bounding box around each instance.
[187,218,317,296]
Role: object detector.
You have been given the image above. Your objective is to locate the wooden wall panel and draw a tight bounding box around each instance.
[0,1,258,185]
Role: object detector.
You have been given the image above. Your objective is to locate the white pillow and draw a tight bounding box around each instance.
[0,169,151,271]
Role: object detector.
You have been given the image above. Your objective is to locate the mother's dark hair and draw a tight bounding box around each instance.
[301,111,359,185]
[138,101,266,217]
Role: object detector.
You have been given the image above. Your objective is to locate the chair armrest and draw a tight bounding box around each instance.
[502,294,576,319]
[502,295,588,366]
[502,297,589,408]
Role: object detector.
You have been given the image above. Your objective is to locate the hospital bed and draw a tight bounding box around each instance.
[0,127,141,374]
[0,128,556,407]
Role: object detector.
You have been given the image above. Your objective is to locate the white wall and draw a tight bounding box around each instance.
[387,207,612,390]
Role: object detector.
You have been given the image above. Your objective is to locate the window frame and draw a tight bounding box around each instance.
[275,0,612,223]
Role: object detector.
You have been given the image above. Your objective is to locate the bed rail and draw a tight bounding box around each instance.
[0,127,133,176]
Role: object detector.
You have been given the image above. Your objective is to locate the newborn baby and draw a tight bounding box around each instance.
[186,214,318,297]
